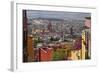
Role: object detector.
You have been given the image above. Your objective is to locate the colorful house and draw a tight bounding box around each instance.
[39,47,53,61]
[27,35,34,62]
[66,37,82,60]
[81,30,86,59]
[70,49,81,60]
[81,17,91,59]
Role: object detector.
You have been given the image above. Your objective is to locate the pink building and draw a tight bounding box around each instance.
[85,17,91,28]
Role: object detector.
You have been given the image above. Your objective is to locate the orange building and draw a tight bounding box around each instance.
[27,35,34,62]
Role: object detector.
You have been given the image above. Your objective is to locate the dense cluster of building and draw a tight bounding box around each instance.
[23,10,91,62]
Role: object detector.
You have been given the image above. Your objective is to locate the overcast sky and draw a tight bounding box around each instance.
[26,10,91,20]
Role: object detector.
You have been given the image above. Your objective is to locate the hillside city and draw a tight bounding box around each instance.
[23,10,91,62]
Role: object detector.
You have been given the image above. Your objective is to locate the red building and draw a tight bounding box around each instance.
[39,47,52,61]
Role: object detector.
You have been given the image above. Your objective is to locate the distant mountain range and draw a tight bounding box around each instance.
[27,10,91,21]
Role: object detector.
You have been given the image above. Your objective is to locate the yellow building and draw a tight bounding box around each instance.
[70,49,81,60]
[81,30,86,59]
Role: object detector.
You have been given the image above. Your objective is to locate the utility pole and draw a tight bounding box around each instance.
[23,10,28,62]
